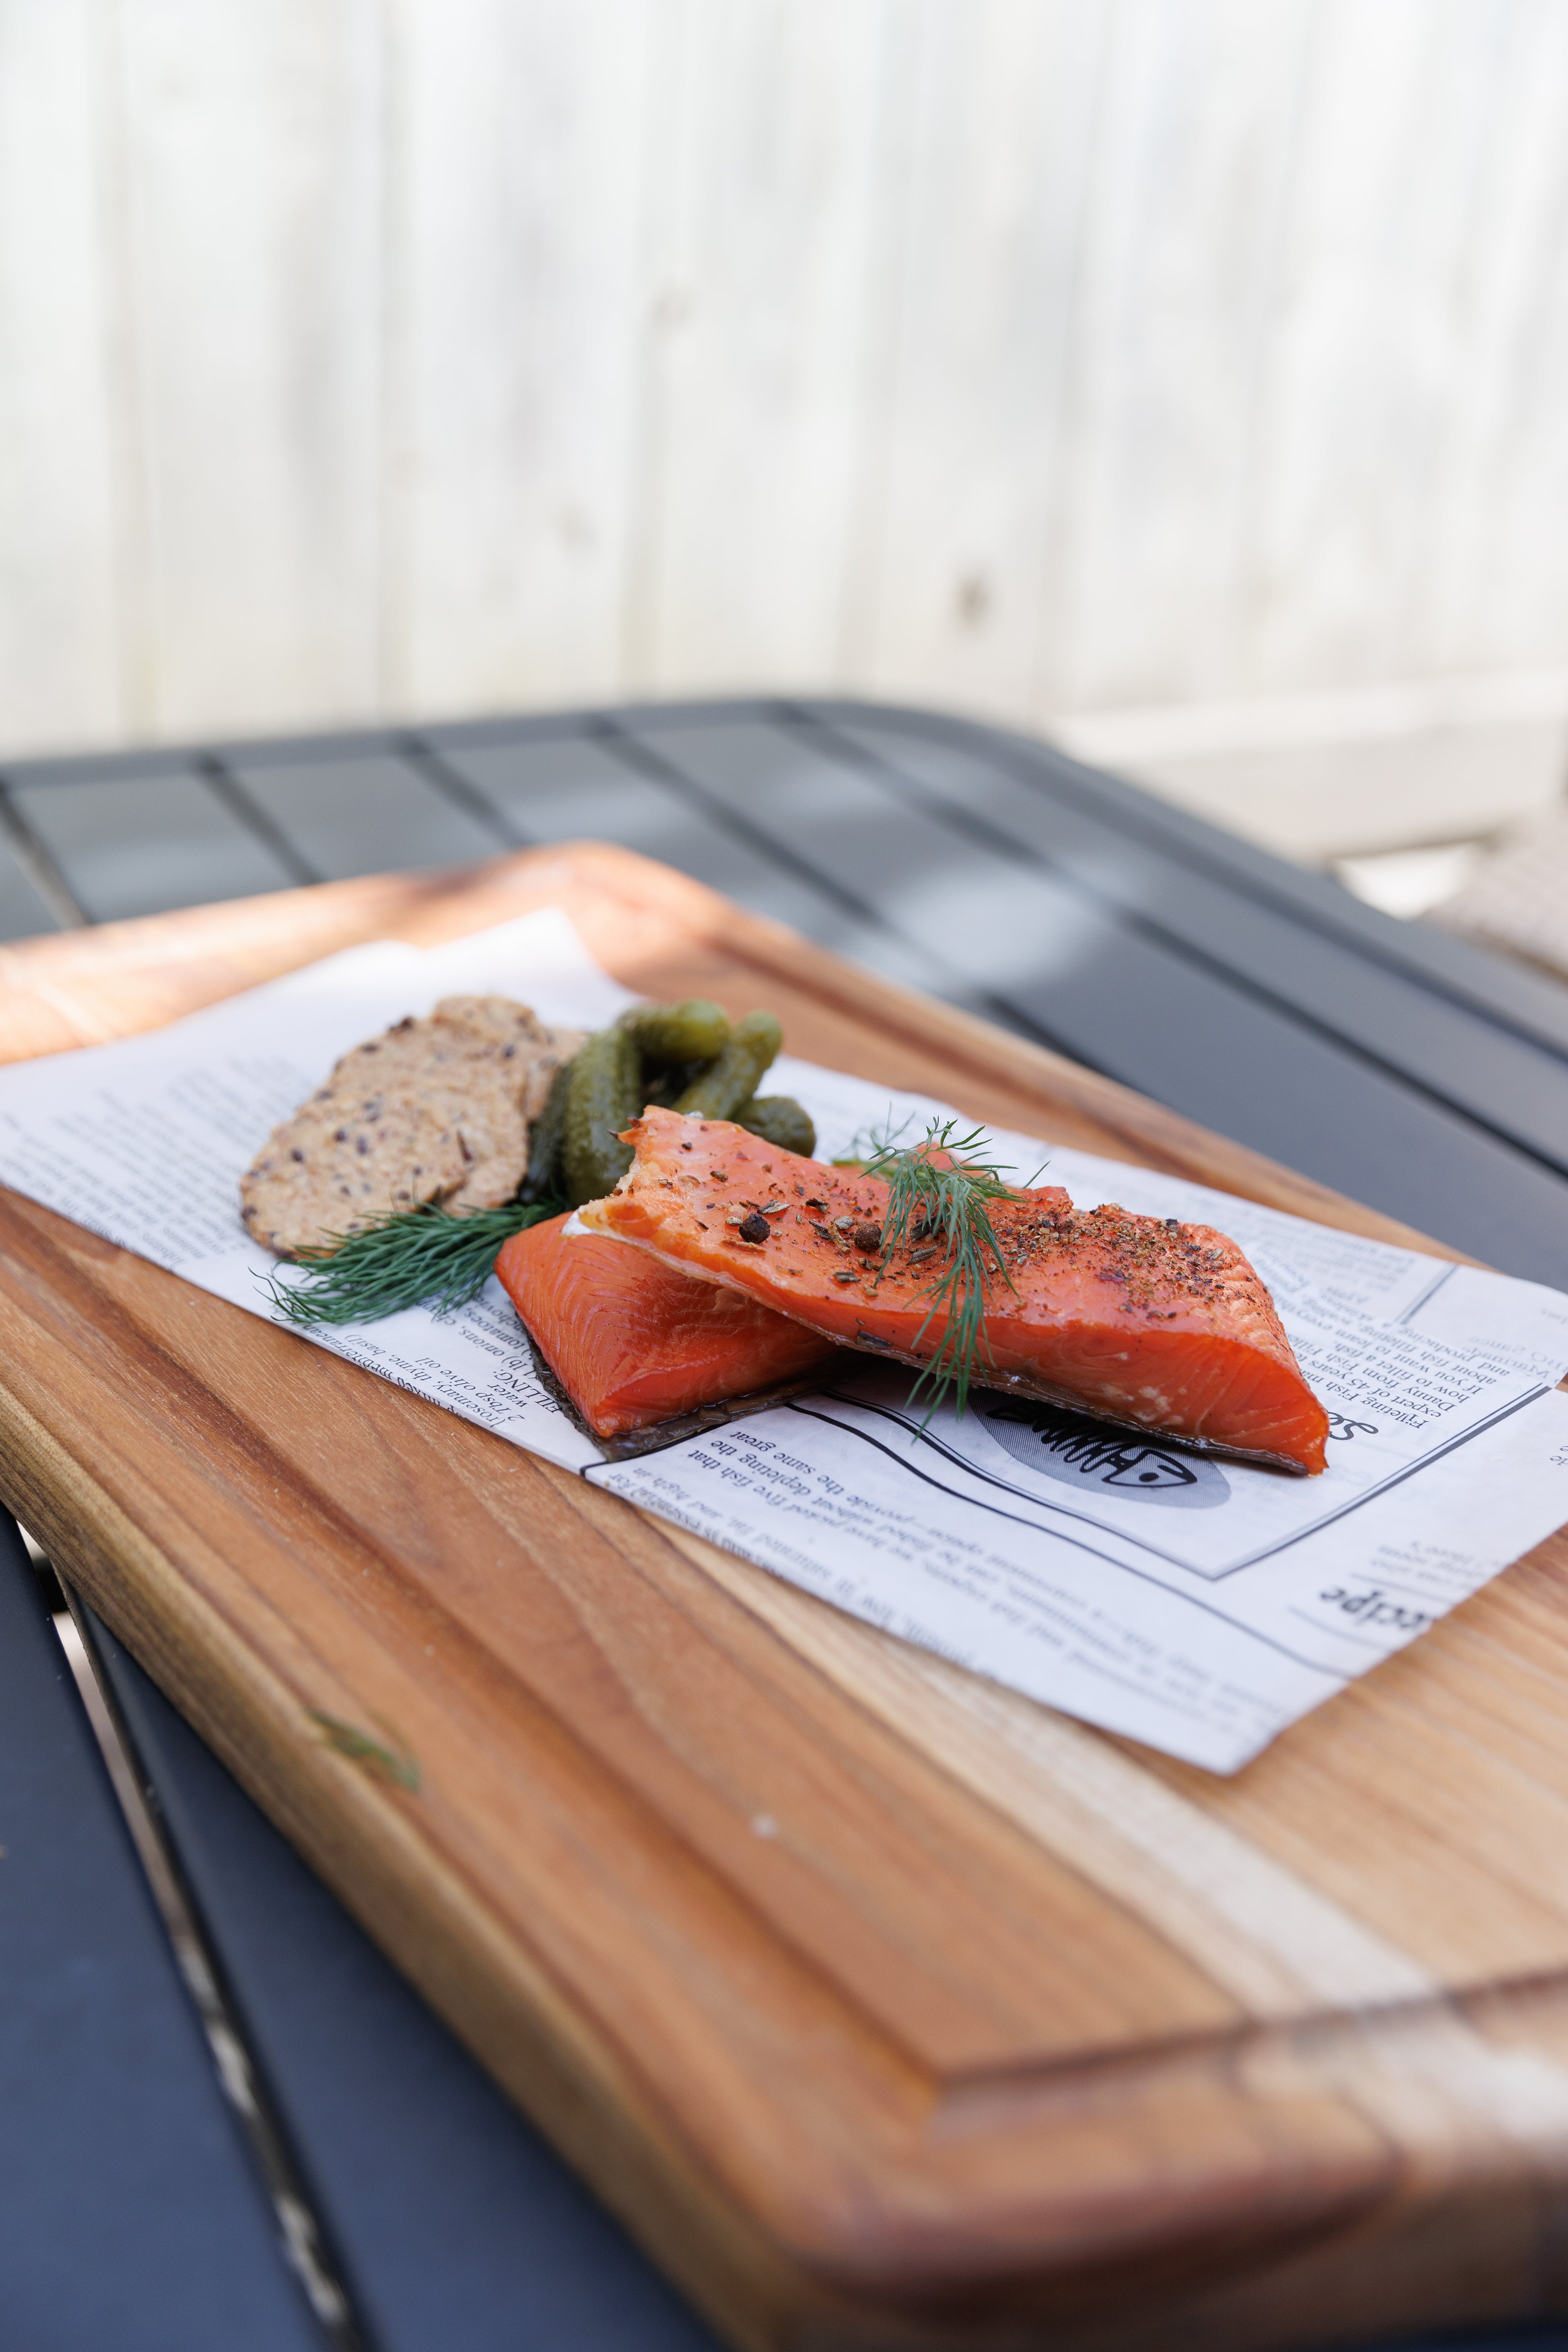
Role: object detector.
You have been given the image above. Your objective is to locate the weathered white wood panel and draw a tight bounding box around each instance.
[1420,1,1568,675]
[0,0,124,748]
[857,0,1329,717]
[1241,0,1568,694]
[388,0,652,717]
[112,0,384,737]
[0,0,1565,792]
[844,0,1108,715]
[627,0,898,694]
[1045,0,1321,709]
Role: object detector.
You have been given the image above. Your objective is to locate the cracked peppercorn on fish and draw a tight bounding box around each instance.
[495,1210,837,1438]
[577,1105,1329,1473]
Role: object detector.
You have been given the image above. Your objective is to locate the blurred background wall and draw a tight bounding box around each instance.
[2,0,1566,870]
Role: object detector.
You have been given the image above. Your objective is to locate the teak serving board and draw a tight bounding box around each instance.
[4,845,1568,2352]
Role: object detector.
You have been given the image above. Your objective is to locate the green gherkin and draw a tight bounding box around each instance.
[734,1095,815,1156]
[520,1057,573,1204]
[618,997,729,1066]
[672,1011,782,1119]
[563,1025,643,1205]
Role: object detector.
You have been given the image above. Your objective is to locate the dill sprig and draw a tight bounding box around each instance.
[862,1117,1025,1416]
[264,1196,562,1327]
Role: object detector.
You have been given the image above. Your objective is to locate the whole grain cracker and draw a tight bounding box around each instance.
[240,995,582,1255]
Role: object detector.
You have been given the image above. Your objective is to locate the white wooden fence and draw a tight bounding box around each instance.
[2,0,1566,760]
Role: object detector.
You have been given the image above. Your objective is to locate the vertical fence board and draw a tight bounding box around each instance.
[1240,0,1568,693]
[631,0,896,693]
[848,0,1107,723]
[0,0,124,751]
[1421,0,1568,678]
[112,0,384,737]
[388,0,652,719]
[1040,0,1320,710]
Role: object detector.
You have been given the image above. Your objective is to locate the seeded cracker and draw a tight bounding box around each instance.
[240,996,583,1255]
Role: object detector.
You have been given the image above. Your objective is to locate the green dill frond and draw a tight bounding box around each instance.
[863,1117,1031,1416]
[264,1196,562,1327]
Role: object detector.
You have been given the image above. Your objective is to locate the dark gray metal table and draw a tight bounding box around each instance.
[4,697,1568,2352]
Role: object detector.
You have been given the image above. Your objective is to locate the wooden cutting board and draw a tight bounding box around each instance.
[4,843,1568,2352]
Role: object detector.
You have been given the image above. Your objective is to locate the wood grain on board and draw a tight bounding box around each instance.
[3,844,1568,2351]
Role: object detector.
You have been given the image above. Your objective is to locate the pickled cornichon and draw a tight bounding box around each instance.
[563,1025,642,1206]
[672,1011,782,1119]
[520,1058,573,1203]
[735,1095,816,1156]
[617,997,729,1066]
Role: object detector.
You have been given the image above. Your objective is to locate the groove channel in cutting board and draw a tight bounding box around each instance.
[2,842,1568,2350]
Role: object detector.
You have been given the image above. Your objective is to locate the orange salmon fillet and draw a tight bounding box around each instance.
[495,1211,837,1438]
[579,1106,1329,1473]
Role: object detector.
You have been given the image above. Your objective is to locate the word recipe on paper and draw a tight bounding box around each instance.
[1,907,1566,1773]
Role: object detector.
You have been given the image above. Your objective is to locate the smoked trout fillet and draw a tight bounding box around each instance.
[495,1211,837,1438]
[579,1107,1330,1474]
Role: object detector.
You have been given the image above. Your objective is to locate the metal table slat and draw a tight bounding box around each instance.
[435,729,857,936]
[620,716,1568,1285]
[614,713,1135,1018]
[223,753,509,884]
[6,769,297,924]
[0,1523,319,2352]
[86,1606,722,2352]
[815,711,1568,1177]
[433,726,986,1008]
[831,701,1568,1058]
[0,826,63,941]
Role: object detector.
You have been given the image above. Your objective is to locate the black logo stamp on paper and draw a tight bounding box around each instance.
[979,1402,1230,1509]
